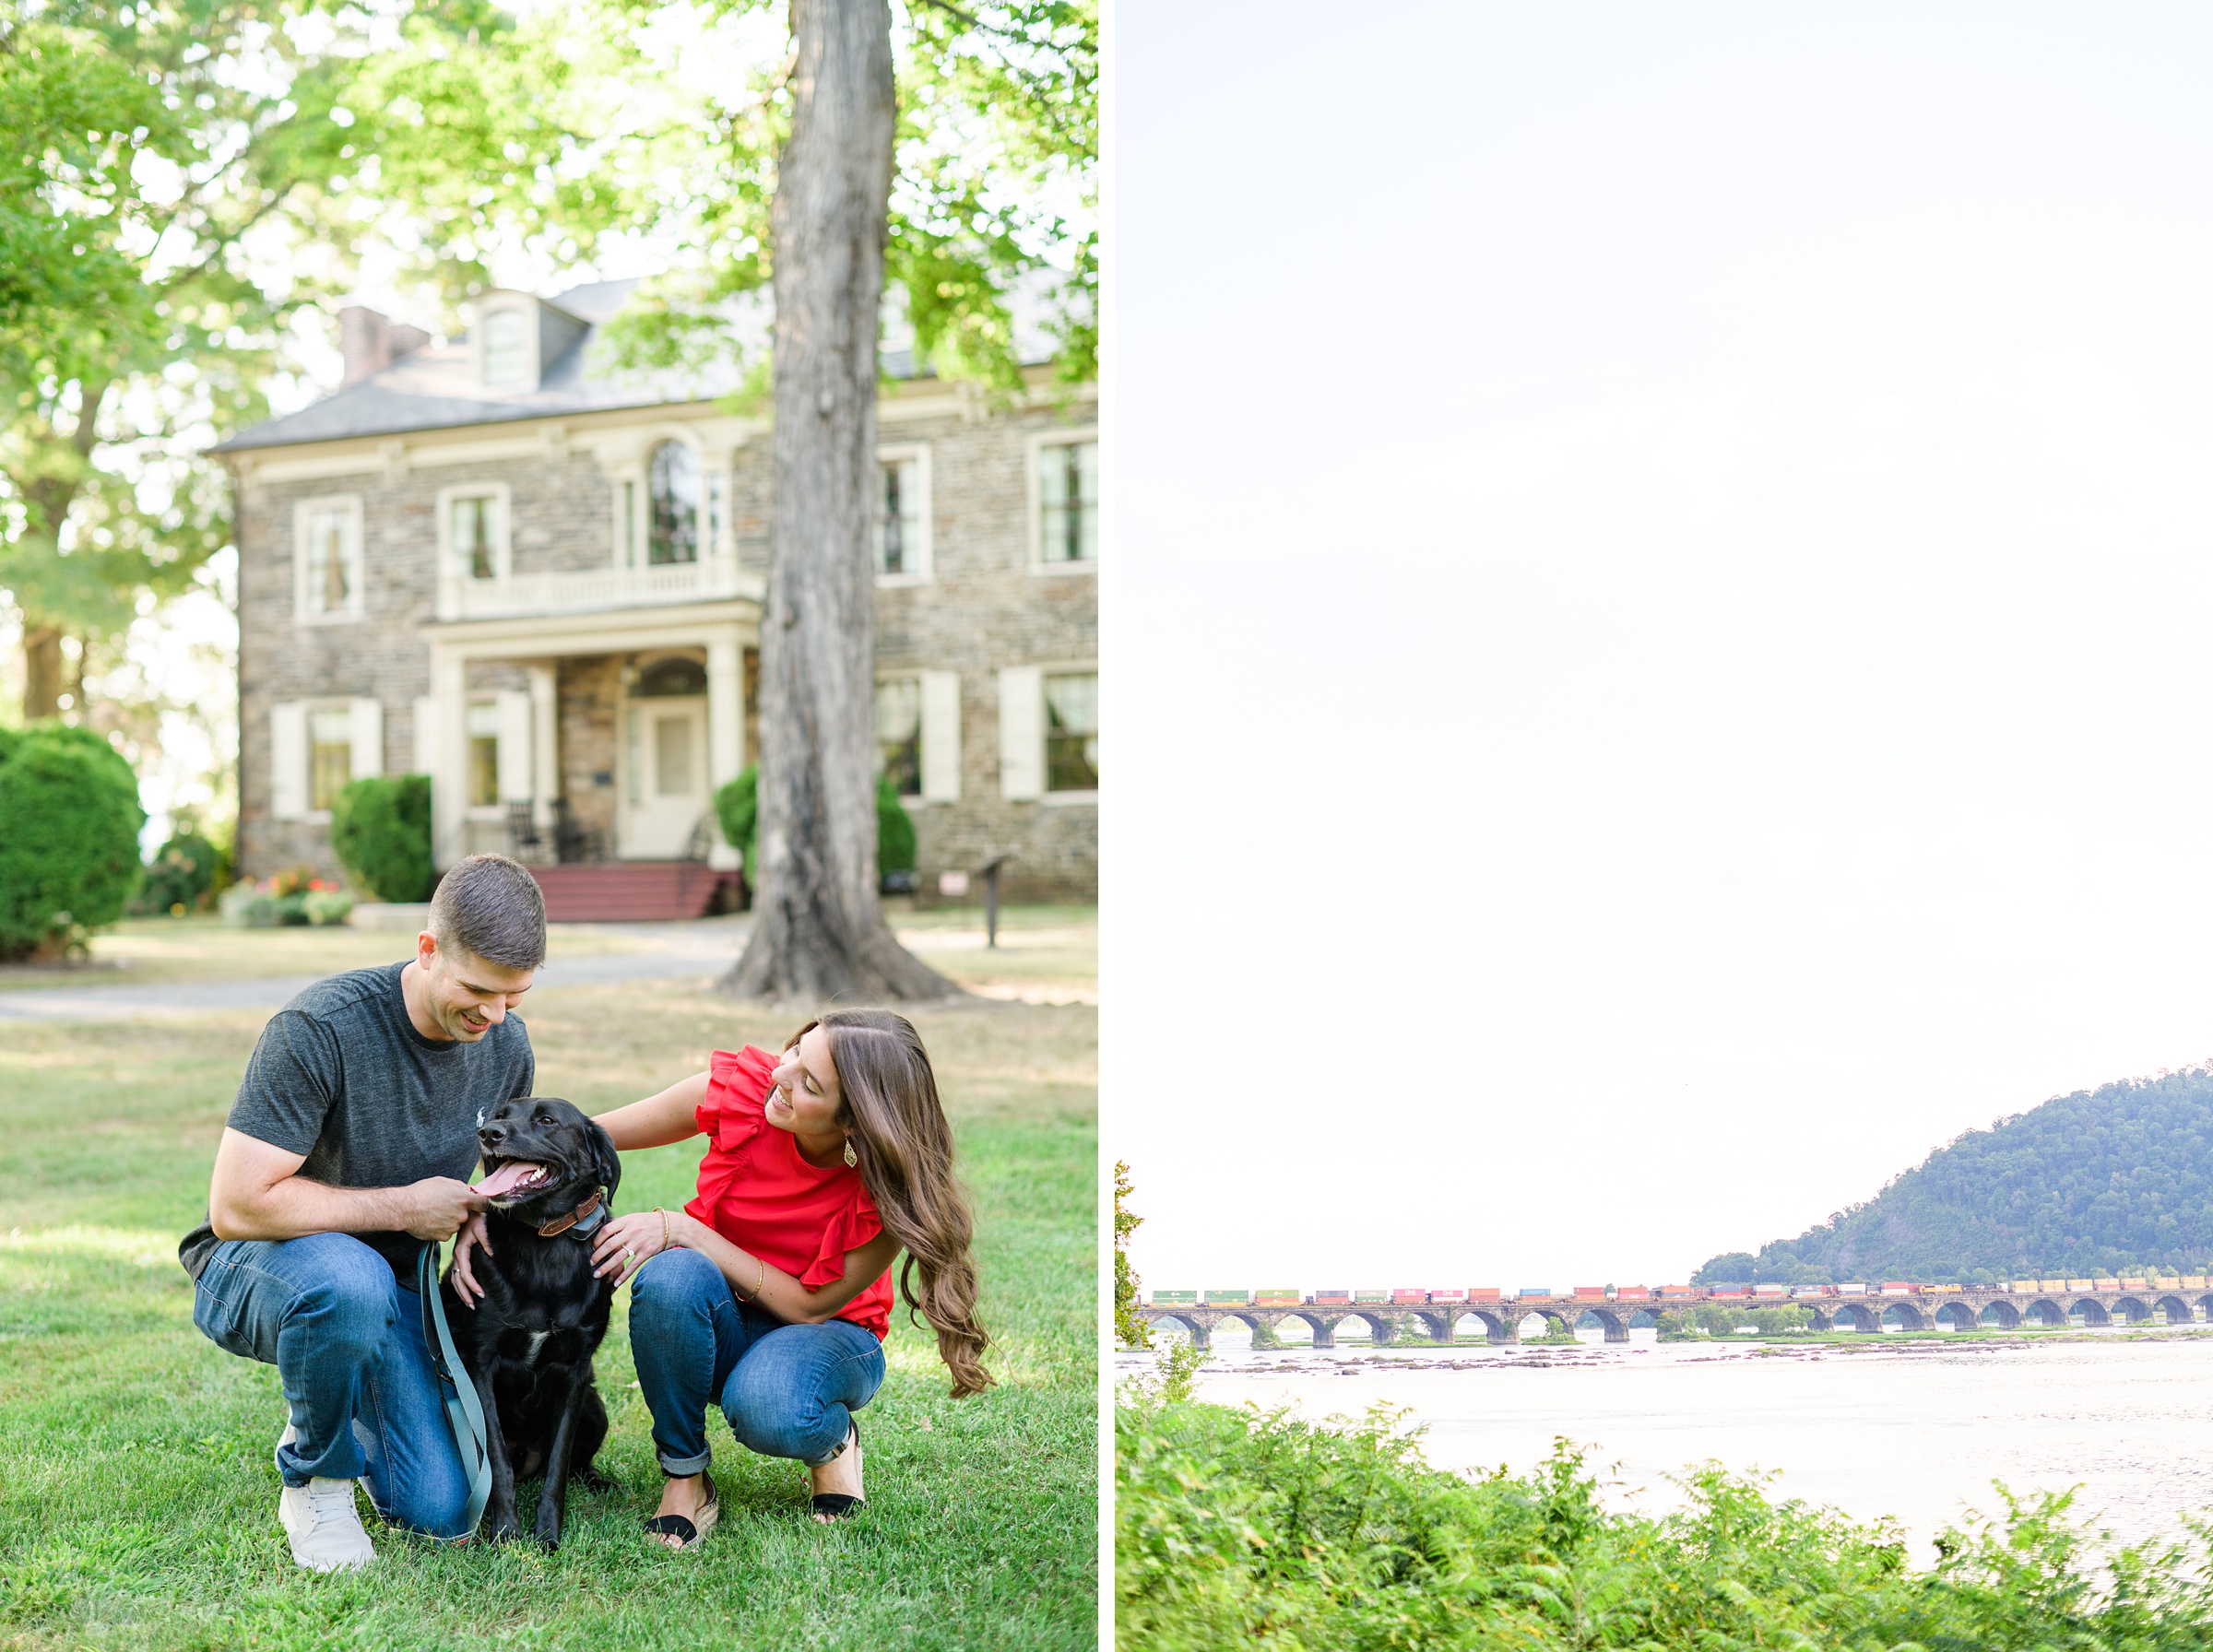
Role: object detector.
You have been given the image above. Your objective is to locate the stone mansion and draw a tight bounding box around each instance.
[216,280,1097,912]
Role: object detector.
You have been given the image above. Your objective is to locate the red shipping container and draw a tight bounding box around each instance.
[1467,1288,1502,1301]
[1615,1285,1650,1299]
[1429,1289,1468,1303]
[1391,1288,1427,1304]
[1573,1286,1608,1299]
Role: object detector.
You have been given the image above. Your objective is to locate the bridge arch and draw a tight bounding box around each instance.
[1145,1311,1210,1349]
[1881,1301,1926,1332]
[2069,1297,2110,1328]
[2155,1294,2195,1326]
[1933,1300,1978,1331]
[1454,1309,1516,1344]
[2196,1292,2213,1322]
[1828,1302,1878,1332]
[1260,1310,1331,1346]
[1316,1310,1398,1346]
[1980,1300,2021,1329]
[1573,1307,1631,1344]
[2111,1296,2150,1326]
[1624,1306,1662,1329]
[1516,1307,1574,1339]
[2022,1297,2066,1328]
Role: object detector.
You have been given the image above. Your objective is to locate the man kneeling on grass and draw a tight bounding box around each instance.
[175,854,543,1572]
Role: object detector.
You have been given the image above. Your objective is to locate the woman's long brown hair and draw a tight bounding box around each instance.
[791,1010,993,1397]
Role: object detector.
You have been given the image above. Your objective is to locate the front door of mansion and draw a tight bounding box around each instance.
[621,693,710,858]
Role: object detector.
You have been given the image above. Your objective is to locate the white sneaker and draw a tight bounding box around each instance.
[279,1477,375,1572]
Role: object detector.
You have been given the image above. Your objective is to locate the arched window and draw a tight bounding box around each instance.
[634,655,707,698]
[647,441,699,565]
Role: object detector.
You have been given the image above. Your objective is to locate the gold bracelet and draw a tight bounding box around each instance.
[656,1207,669,1252]
[754,1255,766,1302]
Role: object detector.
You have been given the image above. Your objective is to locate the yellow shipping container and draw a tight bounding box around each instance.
[2153,1277,2182,1289]
[2040,1280,2066,1292]
[2119,1278,2148,1290]
[2093,1279,2121,1291]
[2011,1280,2039,1292]
[2066,1280,2095,1292]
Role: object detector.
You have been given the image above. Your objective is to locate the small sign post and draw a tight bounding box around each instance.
[974,854,1012,948]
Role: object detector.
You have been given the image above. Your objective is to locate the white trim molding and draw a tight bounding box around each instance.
[291,493,366,625]
[1025,426,1099,576]
[874,441,934,586]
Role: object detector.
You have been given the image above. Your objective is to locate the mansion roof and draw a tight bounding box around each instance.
[212,278,936,454]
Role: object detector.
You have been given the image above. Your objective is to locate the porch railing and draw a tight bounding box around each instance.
[438,555,757,621]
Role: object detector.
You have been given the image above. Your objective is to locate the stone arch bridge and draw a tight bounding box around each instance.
[1138,1287,2213,1349]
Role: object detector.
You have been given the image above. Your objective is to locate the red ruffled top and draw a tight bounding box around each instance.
[684,1046,893,1339]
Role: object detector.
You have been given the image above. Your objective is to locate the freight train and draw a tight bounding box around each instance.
[1142,1276,2211,1306]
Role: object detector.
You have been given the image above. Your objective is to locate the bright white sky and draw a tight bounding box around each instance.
[1106,3,2213,1292]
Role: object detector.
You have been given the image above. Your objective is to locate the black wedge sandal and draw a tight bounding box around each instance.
[810,1421,865,1522]
[644,1470,718,1551]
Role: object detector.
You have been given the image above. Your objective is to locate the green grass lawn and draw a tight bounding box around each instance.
[0,947,1097,1651]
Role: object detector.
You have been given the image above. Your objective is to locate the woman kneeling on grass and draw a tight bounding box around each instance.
[456,1009,990,1547]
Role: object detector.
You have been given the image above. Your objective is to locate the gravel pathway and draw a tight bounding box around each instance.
[0,930,745,1023]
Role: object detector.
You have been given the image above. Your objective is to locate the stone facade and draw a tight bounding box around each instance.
[224,296,1096,903]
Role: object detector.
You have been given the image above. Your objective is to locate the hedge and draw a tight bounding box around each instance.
[328,774,435,902]
[0,723,146,961]
[711,766,917,886]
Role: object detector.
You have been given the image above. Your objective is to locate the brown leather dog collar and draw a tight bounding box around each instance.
[538,1190,603,1238]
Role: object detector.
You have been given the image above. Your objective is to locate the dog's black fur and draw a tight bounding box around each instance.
[438,1095,619,1548]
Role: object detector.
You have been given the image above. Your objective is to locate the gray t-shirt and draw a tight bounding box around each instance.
[177,962,535,1284]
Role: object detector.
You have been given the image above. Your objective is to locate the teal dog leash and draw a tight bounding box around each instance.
[417,1241,493,1538]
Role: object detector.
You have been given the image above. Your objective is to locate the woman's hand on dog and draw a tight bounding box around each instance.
[591,1210,690,1287]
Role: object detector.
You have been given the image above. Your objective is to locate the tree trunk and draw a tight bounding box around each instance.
[21,625,64,721]
[724,0,957,1003]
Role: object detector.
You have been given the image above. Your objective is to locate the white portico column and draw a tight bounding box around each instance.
[706,632,744,871]
[527,662,558,837]
[431,646,469,869]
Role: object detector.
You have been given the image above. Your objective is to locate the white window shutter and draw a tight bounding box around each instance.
[349,698,385,781]
[411,695,437,777]
[919,669,962,802]
[270,702,308,820]
[496,689,534,802]
[998,667,1044,801]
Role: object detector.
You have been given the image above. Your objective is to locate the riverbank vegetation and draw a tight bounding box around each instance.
[1118,1398,2213,1650]
[1697,1065,2213,1286]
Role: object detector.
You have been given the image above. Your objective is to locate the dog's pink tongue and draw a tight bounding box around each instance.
[473,1162,540,1198]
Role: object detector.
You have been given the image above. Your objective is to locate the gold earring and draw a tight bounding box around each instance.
[843,1137,858,1168]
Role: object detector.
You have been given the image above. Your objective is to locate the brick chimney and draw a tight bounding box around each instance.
[338,306,432,387]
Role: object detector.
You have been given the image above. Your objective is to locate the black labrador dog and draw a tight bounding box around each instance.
[439,1095,620,1548]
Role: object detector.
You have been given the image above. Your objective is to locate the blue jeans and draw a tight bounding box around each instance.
[629,1247,886,1474]
[191,1233,472,1539]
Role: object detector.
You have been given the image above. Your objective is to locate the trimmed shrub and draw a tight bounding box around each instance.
[713,766,919,889]
[714,765,759,883]
[878,774,917,878]
[329,774,434,903]
[0,723,146,961]
[132,830,225,915]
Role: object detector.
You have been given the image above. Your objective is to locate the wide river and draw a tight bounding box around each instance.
[1121,1327,2213,1562]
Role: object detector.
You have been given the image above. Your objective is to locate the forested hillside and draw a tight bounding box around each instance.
[1693,1066,2213,1284]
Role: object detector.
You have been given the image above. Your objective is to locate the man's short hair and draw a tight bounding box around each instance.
[427,854,547,971]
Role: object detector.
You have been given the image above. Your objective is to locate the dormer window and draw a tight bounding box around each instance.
[482,309,529,387]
